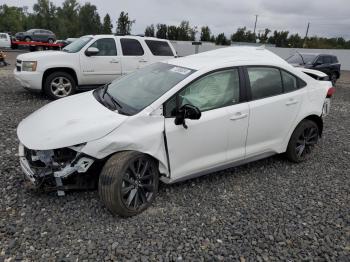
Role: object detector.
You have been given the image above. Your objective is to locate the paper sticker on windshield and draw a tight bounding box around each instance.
[169,67,191,75]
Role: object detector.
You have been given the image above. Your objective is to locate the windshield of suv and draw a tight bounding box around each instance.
[106,62,195,115]
[286,53,317,65]
[63,36,92,53]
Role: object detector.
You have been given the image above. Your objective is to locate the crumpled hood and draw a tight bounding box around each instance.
[17,91,128,150]
[17,50,70,61]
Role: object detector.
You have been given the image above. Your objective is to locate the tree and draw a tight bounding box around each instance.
[78,3,101,36]
[268,30,289,47]
[33,0,57,30]
[102,14,113,34]
[116,11,135,35]
[177,21,191,40]
[216,33,231,45]
[0,5,26,33]
[231,27,246,42]
[56,0,80,38]
[167,25,178,40]
[144,24,155,37]
[257,28,271,43]
[156,24,167,39]
[200,26,211,41]
[287,33,302,48]
[210,35,216,43]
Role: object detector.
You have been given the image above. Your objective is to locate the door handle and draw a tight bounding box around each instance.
[139,59,148,63]
[285,99,298,106]
[110,59,119,63]
[230,112,248,121]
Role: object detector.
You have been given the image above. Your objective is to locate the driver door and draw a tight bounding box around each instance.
[164,68,249,180]
[79,38,122,85]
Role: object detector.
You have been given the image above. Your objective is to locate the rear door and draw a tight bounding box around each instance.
[120,38,150,75]
[245,66,305,156]
[79,37,122,85]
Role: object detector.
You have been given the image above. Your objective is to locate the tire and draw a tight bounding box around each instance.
[330,72,337,86]
[286,120,319,163]
[24,36,31,42]
[99,151,159,217]
[48,38,54,44]
[44,71,76,99]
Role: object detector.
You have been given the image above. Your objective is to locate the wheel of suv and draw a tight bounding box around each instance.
[330,72,337,86]
[24,36,31,42]
[99,151,159,217]
[286,120,319,163]
[48,38,54,44]
[44,71,76,99]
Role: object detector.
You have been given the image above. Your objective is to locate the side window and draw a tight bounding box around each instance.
[90,38,117,56]
[332,56,338,63]
[0,34,6,39]
[165,69,240,116]
[145,40,174,56]
[316,56,324,64]
[120,38,144,56]
[247,67,283,100]
[324,56,332,64]
[281,70,298,92]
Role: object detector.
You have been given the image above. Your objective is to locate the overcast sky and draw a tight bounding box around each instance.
[2,0,350,39]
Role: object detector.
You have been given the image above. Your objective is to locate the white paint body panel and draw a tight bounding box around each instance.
[0,33,11,48]
[17,46,331,183]
[14,35,176,91]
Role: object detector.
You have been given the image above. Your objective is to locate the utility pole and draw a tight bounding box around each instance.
[303,22,310,47]
[253,15,258,35]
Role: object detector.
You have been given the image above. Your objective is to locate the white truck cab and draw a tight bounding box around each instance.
[14,35,177,99]
[0,33,11,48]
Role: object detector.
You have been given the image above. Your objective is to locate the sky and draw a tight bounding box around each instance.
[2,0,350,39]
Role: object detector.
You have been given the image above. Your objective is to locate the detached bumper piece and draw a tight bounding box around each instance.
[19,144,96,196]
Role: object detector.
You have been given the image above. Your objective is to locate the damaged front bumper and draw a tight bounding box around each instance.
[18,143,96,195]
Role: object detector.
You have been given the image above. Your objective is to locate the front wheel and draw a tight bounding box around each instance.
[44,71,76,99]
[48,38,54,44]
[99,151,159,217]
[286,120,319,163]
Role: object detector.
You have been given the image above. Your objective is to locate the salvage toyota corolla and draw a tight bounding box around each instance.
[17,47,335,217]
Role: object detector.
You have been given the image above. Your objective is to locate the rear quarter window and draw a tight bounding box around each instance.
[145,40,174,56]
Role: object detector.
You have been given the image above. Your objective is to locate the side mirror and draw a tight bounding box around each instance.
[85,47,100,56]
[175,104,201,129]
[314,61,322,66]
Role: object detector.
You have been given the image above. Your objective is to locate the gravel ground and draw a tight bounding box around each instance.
[0,55,349,261]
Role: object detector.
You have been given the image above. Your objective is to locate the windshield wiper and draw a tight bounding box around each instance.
[100,84,123,110]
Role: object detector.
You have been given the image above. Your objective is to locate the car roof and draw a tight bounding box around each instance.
[167,46,290,70]
[83,34,169,42]
[299,53,336,57]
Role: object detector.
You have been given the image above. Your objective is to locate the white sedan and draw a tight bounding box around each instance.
[17,46,335,217]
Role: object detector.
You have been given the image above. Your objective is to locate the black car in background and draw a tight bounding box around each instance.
[15,29,56,43]
[286,53,341,85]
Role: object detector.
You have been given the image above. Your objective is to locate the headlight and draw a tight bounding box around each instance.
[22,61,37,72]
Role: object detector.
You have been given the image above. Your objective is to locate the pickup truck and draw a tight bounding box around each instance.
[286,53,341,86]
[14,35,177,99]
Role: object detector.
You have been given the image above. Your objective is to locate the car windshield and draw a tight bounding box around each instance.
[62,36,92,53]
[286,53,317,65]
[106,62,196,115]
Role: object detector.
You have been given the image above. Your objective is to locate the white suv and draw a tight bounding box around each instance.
[17,47,334,217]
[14,35,177,99]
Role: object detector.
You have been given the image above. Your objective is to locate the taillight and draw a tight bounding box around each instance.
[327,87,335,98]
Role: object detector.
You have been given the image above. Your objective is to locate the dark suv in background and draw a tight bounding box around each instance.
[15,29,56,43]
[286,53,341,85]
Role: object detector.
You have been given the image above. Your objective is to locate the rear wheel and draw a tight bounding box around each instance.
[48,38,54,44]
[44,71,76,99]
[99,151,159,217]
[24,36,31,42]
[286,120,319,163]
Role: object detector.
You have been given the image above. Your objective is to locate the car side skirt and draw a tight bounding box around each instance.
[160,151,275,184]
